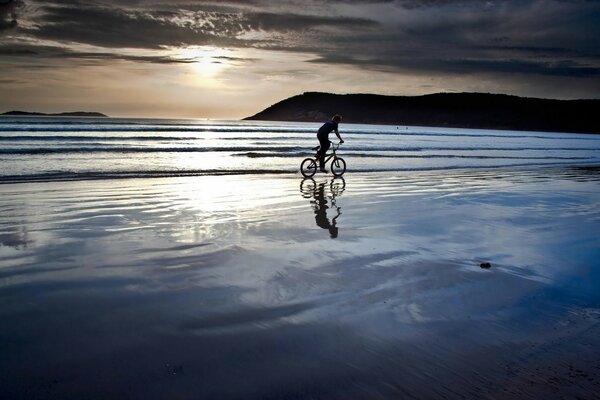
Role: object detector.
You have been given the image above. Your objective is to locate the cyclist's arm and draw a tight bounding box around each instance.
[334,129,344,143]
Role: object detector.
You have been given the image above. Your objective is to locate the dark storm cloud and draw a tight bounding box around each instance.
[17,1,375,49]
[0,0,23,31]
[302,0,600,78]
[310,53,600,77]
[243,12,377,32]
[21,3,246,49]
[3,0,600,83]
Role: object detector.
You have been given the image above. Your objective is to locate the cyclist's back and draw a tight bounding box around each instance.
[318,120,339,140]
[316,114,344,172]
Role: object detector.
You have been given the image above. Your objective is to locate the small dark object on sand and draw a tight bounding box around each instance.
[480,262,492,269]
[165,363,184,376]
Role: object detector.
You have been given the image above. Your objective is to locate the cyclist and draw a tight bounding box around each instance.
[317,114,344,173]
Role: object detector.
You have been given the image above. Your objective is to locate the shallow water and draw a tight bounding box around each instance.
[1,117,600,182]
[1,167,600,398]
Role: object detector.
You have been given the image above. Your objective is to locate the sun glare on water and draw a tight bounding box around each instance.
[177,46,232,78]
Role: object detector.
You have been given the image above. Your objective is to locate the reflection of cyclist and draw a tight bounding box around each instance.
[317,114,344,173]
[313,182,340,239]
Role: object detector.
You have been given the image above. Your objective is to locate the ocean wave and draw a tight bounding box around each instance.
[236,152,591,160]
[0,126,313,133]
[1,161,598,184]
[2,119,598,183]
[0,146,304,154]
[0,135,199,141]
[0,126,595,140]
[0,118,254,127]
[220,133,599,140]
[0,145,597,155]
[0,170,293,183]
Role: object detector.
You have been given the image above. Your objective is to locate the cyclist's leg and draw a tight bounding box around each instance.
[317,138,330,171]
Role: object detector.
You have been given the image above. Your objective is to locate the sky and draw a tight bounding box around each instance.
[1,0,599,119]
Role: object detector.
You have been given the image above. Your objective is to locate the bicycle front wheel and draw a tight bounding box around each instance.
[300,178,316,197]
[300,158,317,177]
[331,157,346,176]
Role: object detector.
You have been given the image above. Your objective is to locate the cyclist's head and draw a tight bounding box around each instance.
[329,226,339,238]
[332,114,342,122]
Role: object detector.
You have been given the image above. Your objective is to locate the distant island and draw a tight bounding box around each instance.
[1,111,108,117]
[245,92,600,134]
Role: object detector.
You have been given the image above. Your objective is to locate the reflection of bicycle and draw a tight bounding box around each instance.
[300,141,346,177]
[299,177,346,239]
[329,177,345,197]
[300,178,316,198]
[300,177,346,199]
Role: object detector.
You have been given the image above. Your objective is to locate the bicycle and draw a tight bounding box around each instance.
[300,177,346,198]
[300,141,346,177]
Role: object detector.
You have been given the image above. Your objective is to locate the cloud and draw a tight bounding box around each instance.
[22,4,242,49]
[9,1,600,73]
[298,0,600,79]
[0,0,23,31]
[243,11,377,31]
[1,0,600,101]
[0,42,194,64]
[16,1,376,50]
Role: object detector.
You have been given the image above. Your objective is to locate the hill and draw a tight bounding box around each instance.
[2,111,108,117]
[245,92,600,134]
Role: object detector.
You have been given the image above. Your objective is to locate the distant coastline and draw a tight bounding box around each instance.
[245,92,600,134]
[1,111,108,117]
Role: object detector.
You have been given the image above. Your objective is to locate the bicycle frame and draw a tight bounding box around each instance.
[315,142,341,165]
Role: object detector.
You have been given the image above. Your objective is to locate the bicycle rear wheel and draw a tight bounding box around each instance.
[331,157,346,176]
[300,158,317,177]
[300,178,316,197]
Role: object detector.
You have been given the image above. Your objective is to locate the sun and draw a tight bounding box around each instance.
[176,46,232,78]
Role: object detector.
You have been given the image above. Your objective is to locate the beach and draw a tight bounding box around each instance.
[2,167,600,399]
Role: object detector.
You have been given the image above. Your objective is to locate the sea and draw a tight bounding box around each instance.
[1,116,600,182]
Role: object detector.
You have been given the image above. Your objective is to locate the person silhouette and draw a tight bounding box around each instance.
[313,182,340,239]
[316,114,344,173]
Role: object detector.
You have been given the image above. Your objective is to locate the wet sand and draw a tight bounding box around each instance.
[1,167,600,399]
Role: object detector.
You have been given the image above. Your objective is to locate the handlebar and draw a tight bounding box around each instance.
[314,141,343,153]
